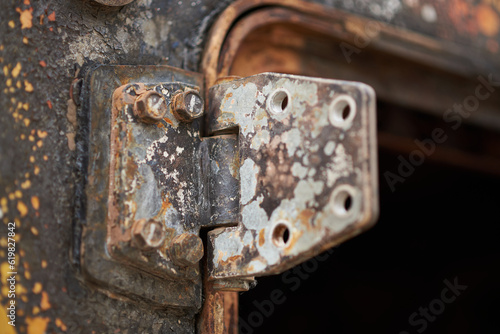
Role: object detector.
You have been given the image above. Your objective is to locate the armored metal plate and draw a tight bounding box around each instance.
[81,65,204,309]
[206,73,378,279]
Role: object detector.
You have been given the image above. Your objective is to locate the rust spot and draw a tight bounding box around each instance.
[219,254,243,266]
[477,5,500,36]
[47,11,56,22]
[46,100,52,109]
[298,208,315,228]
[39,60,46,67]
[159,196,173,215]
[258,229,265,246]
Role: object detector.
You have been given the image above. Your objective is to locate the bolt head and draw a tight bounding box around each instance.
[134,91,168,124]
[172,90,204,122]
[132,219,166,250]
[169,233,204,266]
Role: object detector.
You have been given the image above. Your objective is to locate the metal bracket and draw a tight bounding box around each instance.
[81,65,206,310]
[205,73,378,281]
[80,66,377,307]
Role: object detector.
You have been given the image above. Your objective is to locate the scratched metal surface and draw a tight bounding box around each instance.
[206,73,378,279]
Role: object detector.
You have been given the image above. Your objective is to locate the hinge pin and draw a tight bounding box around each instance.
[168,233,204,266]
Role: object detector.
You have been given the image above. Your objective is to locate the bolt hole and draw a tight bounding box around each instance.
[330,95,356,127]
[343,194,352,211]
[269,89,290,114]
[272,222,291,247]
[342,104,351,120]
[281,95,288,111]
[332,187,355,217]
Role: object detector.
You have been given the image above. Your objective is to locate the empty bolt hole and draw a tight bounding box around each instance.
[330,96,356,127]
[333,188,355,216]
[269,89,290,114]
[272,223,291,247]
[342,104,351,120]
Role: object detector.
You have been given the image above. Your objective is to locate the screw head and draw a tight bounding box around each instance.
[134,91,168,124]
[168,233,204,267]
[132,219,167,250]
[172,90,204,122]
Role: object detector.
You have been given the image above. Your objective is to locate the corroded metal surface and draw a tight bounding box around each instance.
[81,65,205,310]
[93,0,136,6]
[206,73,378,279]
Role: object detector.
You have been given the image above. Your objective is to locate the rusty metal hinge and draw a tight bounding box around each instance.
[78,65,378,309]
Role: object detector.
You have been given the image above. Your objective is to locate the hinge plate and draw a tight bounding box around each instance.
[81,65,204,309]
[206,73,378,280]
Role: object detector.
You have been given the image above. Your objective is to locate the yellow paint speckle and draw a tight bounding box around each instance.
[8,20,15,28]
[37,130,47,138]
[24,118,30,127]
[21,180,31,189]
[28,135,34,142]
[17,201,28,217]
[23,103,29,110]
[0,304,16,334]
[16,81,21,89]
[30,226,38,235]
[1,262,11,283]
[32,306,40,315]
[0,198,7,214]
[16,8,33,29]
[15,190,22,198]
[43,155,48,161]
[11,63,21,78]
[26,317,49,334]
[55,318,68,331]
[31,196,39,210]
[21,295,28,302]
[6,78,12,87]
[24,172,29,178]
[40,291,51,310]
[23,36,28,44]
[9,87,15,93]
[3,66,8,77]
[21,134,26,140]
[33,282,42,294]
[1,286,8,297]
[36,140,42,148]
[30,156,35,163]
[34,166,40,175]
[20,249,25,257]
[25,80,33,92]
[8,193,15,200]
[24,270,31,280]
[41,260,47,268]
